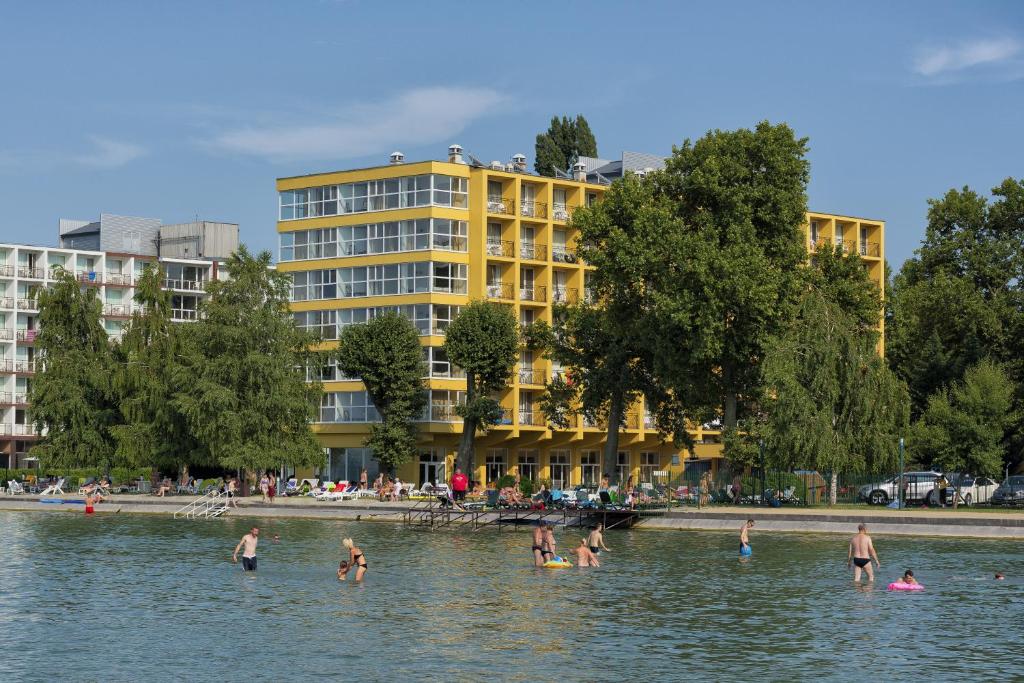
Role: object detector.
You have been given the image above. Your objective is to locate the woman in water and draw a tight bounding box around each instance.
[340,538,368,582]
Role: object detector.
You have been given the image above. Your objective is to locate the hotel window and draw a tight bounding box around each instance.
[859,227,869,255]
[427,389,465,421]
[431,219,468,251]
[616,452,630,486]
[280,174,467,220]
[640,452,660,483]
[553,189,568,220]
[424,346,460,378]
[291,269,337,301]
[293,309,338,339]
[517,450,538,482]
[580,451,600,487]
[520,308,535,328]
[432,175,469,209]
[432,262,468,294]
[485,449,507,484]
[320,391,379,423]
[431,304,460,335]
[810,220,819,246]
[586,192,598,207]
[549,450,570,490]
[835,224,844,248]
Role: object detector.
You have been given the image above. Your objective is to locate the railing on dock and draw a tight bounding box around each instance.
[173,490,229,519]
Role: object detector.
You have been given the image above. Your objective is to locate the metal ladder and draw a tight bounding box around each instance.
[173,490,230,519]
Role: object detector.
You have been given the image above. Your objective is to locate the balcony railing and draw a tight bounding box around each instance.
[519,285,547,303]
[0,265,13,277]
[0,423,11,435]
[13,424,37,437]
[552,203,570,222]
[428,402,459,422]
[518,368,547,386]
[0,328,11,340]
[171,309,199,321]
[105,272,133,286]
[17,299,38,311]
[0,360,11,372]
[583,415,607,430]
[486,282,514,300]
[643,414,656,430]
[520,201,547,220]
[14,360,36,373]
[486,239,515,258]
[165,278,204,291]
[103,304,133,317]
[625,413,641,430]
[0,297,12,309]
[551,287,578,304]
[15,329,37,343]
[519,242,547,261]
[552,246,579,264]
[859,241,881,257]
[487,196,514,216]
[77,271,102,285]
[518,410,546,427]
[583,289,596,304]
[17,267,44,279]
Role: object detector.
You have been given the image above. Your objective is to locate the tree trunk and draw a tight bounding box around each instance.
[829,472,838,507]
[722,361,738,428]
[603,391,624,483]
[457,373,477,477]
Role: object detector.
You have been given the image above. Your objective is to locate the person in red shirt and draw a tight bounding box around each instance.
[451,467,469,503]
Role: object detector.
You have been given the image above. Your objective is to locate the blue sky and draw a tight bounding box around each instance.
[0,0,1021,269]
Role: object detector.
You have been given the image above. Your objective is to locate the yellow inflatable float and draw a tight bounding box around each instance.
[543,557,573,569]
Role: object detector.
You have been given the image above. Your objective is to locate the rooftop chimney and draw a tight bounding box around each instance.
[573,161,587,182]
[448,144,464,164]
[511,153,527,172]
[389,151,405,164]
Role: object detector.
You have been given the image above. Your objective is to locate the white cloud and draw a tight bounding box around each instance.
[210,86,506,161]
[913,37,1020,77]
[73,136,147,168]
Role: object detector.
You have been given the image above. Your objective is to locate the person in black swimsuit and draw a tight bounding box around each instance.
[341,537,368,582]
[531,522,546,567]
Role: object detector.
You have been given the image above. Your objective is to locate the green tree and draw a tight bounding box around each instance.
[909,360,1015,479]
[110,265,209,477]
[762,289,910,504]
[175,247,324,474]
[29,271,121,469]
[654,121,811,435]
[336,312,427,474]
[443,301,519,474]
[534,114,598,176]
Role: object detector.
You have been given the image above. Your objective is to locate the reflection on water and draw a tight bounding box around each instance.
[0,512,1020,682]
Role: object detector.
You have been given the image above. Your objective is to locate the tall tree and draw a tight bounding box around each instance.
[654,122,811,435]
[541,173,690,476]
[29,272,121,469]
[175,247,324,474]
[443,301,519,474]
[909,359,1015,479]
[534,114,599,176]
[336,312,427,475]
[111,265,208,476]
[762,289,910,504]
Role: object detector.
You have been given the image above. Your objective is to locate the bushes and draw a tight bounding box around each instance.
[1,466,149,485]
[495,474,537,496]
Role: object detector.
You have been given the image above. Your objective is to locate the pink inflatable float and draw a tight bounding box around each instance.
[887,582,924,591]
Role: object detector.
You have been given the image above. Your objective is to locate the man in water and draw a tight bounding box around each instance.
[531,522,546,567]
[848,523,880,582]
[739,519,754,557]
[232,526,260,572]
[586,524,611,555]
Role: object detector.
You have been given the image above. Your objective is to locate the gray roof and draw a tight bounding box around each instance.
[60,221,100,236]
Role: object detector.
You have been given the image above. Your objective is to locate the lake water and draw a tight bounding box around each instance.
[1,511,1020,682]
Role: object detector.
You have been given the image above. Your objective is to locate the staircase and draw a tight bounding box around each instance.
[174,490,230,519]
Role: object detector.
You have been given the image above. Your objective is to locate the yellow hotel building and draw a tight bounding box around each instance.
[277,147,885,489]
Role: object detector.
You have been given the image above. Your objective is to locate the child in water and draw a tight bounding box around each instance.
[901,570,918,585]
[337,561,350,581]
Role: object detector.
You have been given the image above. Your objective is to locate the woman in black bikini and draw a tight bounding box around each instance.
[340,537,368,582]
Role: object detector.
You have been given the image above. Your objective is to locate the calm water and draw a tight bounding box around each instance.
[0,511,1020,682]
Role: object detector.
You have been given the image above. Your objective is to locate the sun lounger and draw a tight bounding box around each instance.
[7,480,26,495]
[39,478,65,496]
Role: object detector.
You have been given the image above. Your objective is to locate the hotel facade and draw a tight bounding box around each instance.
[278,148,885,489]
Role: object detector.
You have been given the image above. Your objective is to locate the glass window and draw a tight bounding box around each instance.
[517,451,538,482]
[580,451,600,487]
[616,452,630,486]
[550,450,570,490]
[485,449,507,484]
[640,452,660,483]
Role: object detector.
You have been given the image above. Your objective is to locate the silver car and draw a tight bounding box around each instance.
[858,471,942,505]
[943,473,999,506]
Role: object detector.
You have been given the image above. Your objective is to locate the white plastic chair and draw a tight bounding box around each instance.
[39,478,65,495]
[7,480,26,495]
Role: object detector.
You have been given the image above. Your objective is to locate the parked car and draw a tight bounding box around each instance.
[858,471,942,505]
[991,476,1024,507]
[942,473,999,506]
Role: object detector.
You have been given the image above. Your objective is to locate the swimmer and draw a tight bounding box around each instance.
[531,522,546,567]
[340,537,367,582]
[995,572,1005,580]
[586,524,611,555]
[570,539,600,567]
[848,523,880,582]
[739,519,754,557]
[541,524,557,563]
[272,534,280,543]
[900,569,918,585]
[232,526,260,572]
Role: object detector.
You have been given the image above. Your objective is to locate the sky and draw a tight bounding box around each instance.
[0,0,1021,269]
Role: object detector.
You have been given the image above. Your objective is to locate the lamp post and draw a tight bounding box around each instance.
[898,437,905,509]
[758,440,765,506]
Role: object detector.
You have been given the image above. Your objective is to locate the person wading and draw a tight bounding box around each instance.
[232,526,260,572]
[848,523,880,582]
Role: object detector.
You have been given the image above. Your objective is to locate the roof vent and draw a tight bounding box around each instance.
[511,153,527,172]
[490,160,505,171]
[389,151,405,164]
[448,144,464,164]
[573,161,587,182]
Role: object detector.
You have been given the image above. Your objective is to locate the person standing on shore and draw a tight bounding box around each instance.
[232,526,260,572]
[848,523,880,582]
[451,467,468,505]
[227,476,239,508]
[259,473,270,503]
[267,473,276,504]
[359,468,368,491]
[739,519,754,557]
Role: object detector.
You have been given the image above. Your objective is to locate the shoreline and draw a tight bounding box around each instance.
[3,494,1024,539]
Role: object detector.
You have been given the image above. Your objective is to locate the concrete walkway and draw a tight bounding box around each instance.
[3,494,1023,539]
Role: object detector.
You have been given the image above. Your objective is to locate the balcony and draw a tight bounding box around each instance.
[487,196,514,216]
[552,246,579,264]
[14,360,36,374]
[485,240,515,258]
[0,297,12,309]
[15,329,37,343]
[520,200,547,220]
[519,285,547,303]
[518,410,546,427]
[17,299,38,311]
[0,360,11,372]
[518,368,547,386]
[583,289,596,304]
[13,424,37,437]
[583,415,607,430]
[77,271,102,285]
[859,241,881,258]
[165,278,204,291]
[428,402,459,422]
[105,272,133,286]
[103,304,133,318]
[486,282,514,300]
[552,203,570,222]
[519,242,547,261]
[171,309,199,321]
[551,287,578,305]
[625,413,641,430]
[0,328,11,341]
[0,265,13,277]
[643,414,656,430]
[0,423,11,435]
[17,266,44,279]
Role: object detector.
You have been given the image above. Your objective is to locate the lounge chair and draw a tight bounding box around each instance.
[283,479,299,496]
[484,489,502,509]
[7,480,26,495]
[39,478,65,496]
